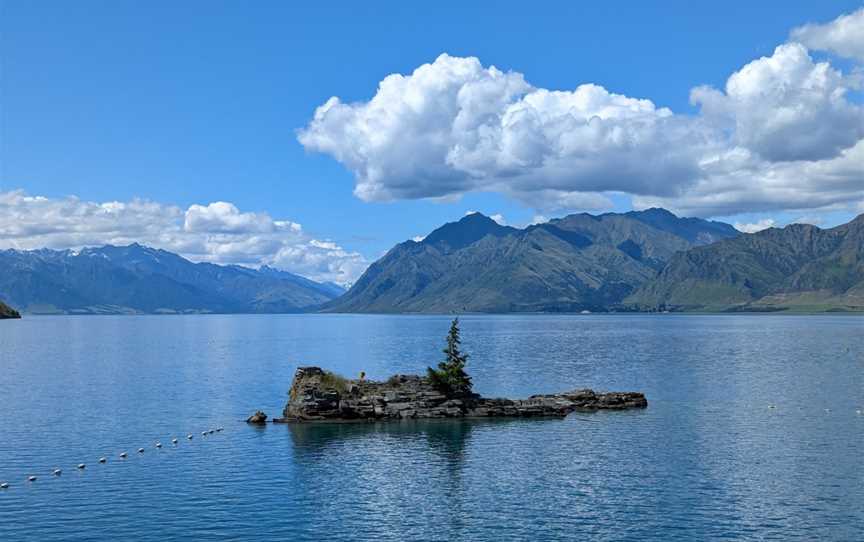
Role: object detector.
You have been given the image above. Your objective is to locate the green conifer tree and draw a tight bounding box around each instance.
[427,318,473,396]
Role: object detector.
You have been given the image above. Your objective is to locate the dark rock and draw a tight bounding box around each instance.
[0,300,20,319]
[246,410,268,424]
[278,366,647,423]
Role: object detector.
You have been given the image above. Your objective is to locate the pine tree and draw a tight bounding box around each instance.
[427,318,473,396]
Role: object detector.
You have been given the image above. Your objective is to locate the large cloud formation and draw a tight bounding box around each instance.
[0,190,366,285]
[299,9,864,218]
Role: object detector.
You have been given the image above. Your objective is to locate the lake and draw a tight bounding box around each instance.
[0,314,862,541]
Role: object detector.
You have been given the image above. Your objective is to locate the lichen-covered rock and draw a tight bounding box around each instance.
[274,367,647,423]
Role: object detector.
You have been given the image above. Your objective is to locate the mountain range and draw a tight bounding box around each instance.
[324,208,740,313]
[3,209,861,316]
[0,244,344,315]
[629,214,864,312]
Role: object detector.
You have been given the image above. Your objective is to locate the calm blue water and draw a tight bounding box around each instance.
[0,314,862,541]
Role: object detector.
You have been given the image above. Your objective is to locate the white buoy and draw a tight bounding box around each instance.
[825,408,832,413]
[156,442,162,449]
[138,448,145,453]
[856,409,862,415]
[53,469,62,476]
[768,405,776,409]
[99,457,107,463]
[77,463,86,469]
[0,482,8,489]
[209,430,215,434]
[172,438,178,444]
[120,452,128,458]
[201,431,207,436]
[28,476,37,482]
[216,427,223,432]
[187,434,193,440]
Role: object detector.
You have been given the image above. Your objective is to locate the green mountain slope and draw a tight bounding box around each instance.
[324,209,738,313]
[628,214,864,312]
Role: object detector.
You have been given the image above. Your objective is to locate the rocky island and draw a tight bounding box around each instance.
[268,366,647,423]
[248,319,646,425]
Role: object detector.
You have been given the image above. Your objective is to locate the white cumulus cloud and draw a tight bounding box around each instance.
[299,54,717,209]
[299,9,864,221]
[691,43,864,162]
[0,190,366,285]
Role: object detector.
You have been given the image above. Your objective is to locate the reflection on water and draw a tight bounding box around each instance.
[0,314,862,541]
[288,419,476,458]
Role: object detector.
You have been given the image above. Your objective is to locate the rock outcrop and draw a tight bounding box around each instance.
[0,300,20,319]
[275,367,647,422]
[246,410,268,424]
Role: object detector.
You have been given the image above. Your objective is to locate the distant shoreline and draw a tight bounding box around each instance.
[11,309,864,317]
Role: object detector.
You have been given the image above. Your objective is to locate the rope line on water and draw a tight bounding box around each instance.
[0,426,225,491]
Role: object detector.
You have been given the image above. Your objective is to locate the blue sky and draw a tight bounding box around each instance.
[2,1,863,283]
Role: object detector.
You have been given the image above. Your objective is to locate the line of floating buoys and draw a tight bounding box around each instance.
[0,427,226,491]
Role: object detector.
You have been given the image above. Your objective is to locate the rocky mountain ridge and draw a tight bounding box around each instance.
[629,214,864,312]
[324,208,739,313]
